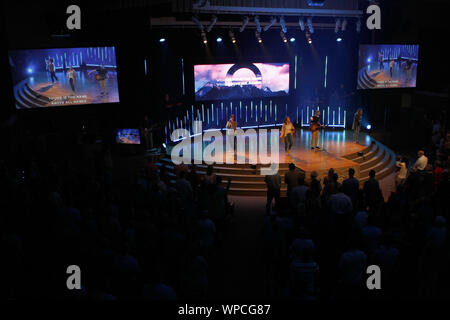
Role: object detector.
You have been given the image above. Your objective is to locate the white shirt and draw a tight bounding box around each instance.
[67,69,76,80]
[413,155,428,171]
[397,162,407,179]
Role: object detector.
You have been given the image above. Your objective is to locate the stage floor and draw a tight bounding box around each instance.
[202,129,371,170]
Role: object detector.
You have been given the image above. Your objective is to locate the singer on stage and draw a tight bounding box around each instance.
[310,110,322,150]
[281,116,295,153]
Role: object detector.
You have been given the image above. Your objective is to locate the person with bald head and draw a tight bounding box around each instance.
[413,150,428,172]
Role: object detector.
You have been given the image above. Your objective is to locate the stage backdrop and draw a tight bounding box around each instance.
[194,62,290,101]
[8,46,120,109]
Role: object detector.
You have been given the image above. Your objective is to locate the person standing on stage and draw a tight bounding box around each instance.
[310,110,322,150]
[352,108,363,144]
[48,58,58,84]
[67,66,76,93]
[379,51,384,71]
[88,64,109,97]
[389,59,395,79]
[280,116,295,153]
[226,114,238,152]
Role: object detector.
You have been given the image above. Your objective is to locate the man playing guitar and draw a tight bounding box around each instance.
[310,110,325,150]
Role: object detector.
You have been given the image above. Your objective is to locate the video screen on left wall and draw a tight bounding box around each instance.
[8,46,120,109]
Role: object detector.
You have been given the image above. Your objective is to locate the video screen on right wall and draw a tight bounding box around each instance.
[357,44,419,89]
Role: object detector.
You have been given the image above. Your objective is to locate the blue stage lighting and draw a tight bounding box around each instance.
[159,38,166,43]
[27,68,33,74]
[366,124,372,130]
[290,37,296,42]
[336,37,342,42]
[367,57,372,63]
[216,37,223,43]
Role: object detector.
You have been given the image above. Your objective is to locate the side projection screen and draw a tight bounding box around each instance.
[8,46,120,109]
[357,44,419,89]
[194,62,290,101]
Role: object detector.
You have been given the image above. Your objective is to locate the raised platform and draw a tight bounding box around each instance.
[157,129,396,196]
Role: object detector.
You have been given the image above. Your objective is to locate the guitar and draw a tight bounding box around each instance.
[95,74,105,81]
[310,122,327,132]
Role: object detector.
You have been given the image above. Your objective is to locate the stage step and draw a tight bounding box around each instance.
[156,139,396,197]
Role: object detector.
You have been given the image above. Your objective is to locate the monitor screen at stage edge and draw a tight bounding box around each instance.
[115,129,141,145]
[194,62,290,101]
[357,44,419,89]
[8,46,120,109]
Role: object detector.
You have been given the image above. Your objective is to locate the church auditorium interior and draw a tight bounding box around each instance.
[1,0,450,308]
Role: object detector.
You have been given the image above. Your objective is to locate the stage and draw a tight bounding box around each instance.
[159,129,396,196]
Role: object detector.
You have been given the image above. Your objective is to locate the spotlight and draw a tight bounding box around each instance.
[254,16,261,33]
[159,38,166,43]
[255,31,262,43]
[216,37,222,43]
[290,37,296,42]
[335,18,341,33]
[356,18,361,33]
[336,37,342,42]
[341,18,347,31]
[201,31,207,44]
[240,16,249,32]
[263,16,276,32]
[306,32,312,44]
[366,124,372,130]
[280,31,287,43]
[229,29,236,43]
[206,15,217,32]
[307,17,314,33]
[279,16,287,33]
[298,18,305,31]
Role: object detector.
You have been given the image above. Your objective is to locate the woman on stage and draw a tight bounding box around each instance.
[281,116,295,153]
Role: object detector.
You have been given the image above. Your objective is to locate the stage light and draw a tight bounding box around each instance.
[159,38,166,43]
[341,18,347,31]
[356,18,361,33]
[201,31,208,44]
[27,68,33,74]
[229,29,236,43]
[336,37,343,42]
[254,16,261,33]
[216,37,222,43]
[367,57,372,63]
[255,31,262,43]
[366,124,372,130]
[308,39,312,44]
[240,16,249,32]
[335,18,341,33]
[290,37,296,42]
[280,16,287,34]
[280,31,287,43]
[206,15,217,32]
[162,143,167,148]
[263,16,276,32]
[298,18,305,31]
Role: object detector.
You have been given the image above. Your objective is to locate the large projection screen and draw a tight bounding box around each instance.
[194,62,290,101]
[8,46,120,109]
[357,44,419,89]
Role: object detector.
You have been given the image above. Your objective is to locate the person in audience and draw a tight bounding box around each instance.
[285,163,302,199]
[412,150,428,172]
[395,156,408,188]
[265,172,281,212]
[290,175,309,210]
[203,165,217,185]
[363,170,382,208]
[309,171,322,200]
[342,168,359,205]
[433,160,443,186]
